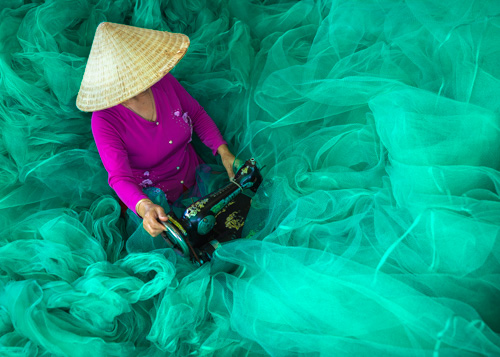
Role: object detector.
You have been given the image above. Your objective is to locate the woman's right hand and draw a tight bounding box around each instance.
[138,200,168,237]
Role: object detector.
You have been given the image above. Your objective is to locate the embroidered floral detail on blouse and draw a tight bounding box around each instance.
[144,171,150,176]
[139,178,153,188]
[172,109,193,142]
[182,111,193,143]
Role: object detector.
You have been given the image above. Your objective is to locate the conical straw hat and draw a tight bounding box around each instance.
[76,22,190,112]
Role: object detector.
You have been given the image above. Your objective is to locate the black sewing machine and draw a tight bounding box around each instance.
[160,158,262,265]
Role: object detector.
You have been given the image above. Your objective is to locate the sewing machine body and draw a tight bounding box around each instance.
[161,158,262,265]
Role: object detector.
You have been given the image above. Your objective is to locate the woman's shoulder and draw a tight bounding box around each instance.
[91,106,123,132]
[159,72,176,84]
[154,72,182,92]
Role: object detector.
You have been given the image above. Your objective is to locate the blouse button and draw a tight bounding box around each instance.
[180,180,184,184]
[169,140,173,144]
[176,166,180,170]
[156,122,159,126]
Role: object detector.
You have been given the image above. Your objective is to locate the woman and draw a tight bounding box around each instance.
[76,22,236,238]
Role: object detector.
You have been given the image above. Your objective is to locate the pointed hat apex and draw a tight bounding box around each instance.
[76,22,190,112]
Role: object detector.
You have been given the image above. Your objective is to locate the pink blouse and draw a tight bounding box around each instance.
[91,73,227,214]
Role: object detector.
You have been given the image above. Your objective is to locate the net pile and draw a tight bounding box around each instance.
[1,0,500,355]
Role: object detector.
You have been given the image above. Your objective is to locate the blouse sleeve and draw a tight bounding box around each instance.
[164,73,227,155]
[91,112,148,215]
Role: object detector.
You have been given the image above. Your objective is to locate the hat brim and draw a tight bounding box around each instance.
[76,22,190,112]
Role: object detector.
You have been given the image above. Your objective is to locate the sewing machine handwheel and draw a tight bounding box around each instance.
[160,220,190,257]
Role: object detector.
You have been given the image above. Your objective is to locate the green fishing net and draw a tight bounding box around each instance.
[1,0,500,355]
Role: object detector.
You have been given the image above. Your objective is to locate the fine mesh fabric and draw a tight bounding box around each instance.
[1,0,500,356]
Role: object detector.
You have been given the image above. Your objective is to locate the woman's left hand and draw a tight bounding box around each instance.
[217,144,236,179]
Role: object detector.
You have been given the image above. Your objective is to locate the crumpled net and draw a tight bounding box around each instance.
[1,0,500,356]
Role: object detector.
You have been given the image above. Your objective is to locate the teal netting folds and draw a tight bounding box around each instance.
[1,0,500,355]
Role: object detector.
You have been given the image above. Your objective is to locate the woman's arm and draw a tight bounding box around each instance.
[165,74,233,154]
[92,113,168,236]
[91,113,148,214]
[217,144,236,178]
[165,74,237,177]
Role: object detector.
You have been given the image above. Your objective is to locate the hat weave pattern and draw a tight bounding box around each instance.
[76,22,190,112]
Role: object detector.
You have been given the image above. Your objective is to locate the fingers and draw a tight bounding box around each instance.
[226,164,235,179]
[142,204,169,237]
[222,155,236,179]
[155,206,169,221]
[143,218,166,237]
